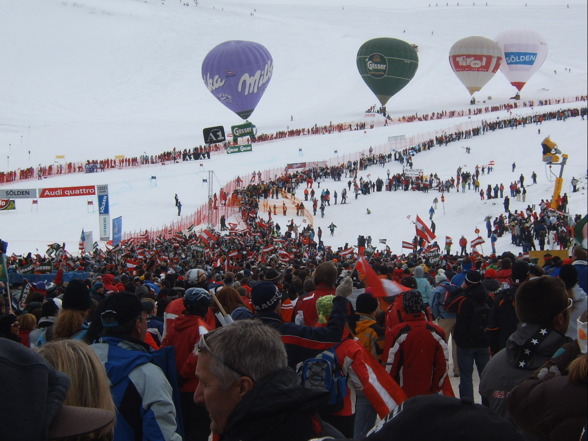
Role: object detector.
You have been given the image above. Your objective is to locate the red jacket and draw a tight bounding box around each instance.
[382,313,448,398]
[293,284,335,326]
[161,314,211,393]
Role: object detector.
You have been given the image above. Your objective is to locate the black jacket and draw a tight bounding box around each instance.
[221,367,342,441]
[486,286,519,355]
[255,295,348,366]
[446,282,492,348]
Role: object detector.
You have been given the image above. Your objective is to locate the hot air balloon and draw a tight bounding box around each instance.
[449,36,502,96]
[495,29,548,92]
[356,38,419,107]
[202,40,273,120]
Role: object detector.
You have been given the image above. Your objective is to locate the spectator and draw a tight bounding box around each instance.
[445,271,492,402]
[559,264,588,340]
[38,339,116,441]
[480,276,572,421]
[0,338,115,441]
[29,298,61,348]
[16,312,37,347]
[413,265,432,306]
[571,246,587,293]
[294,261,339,326]
[90,292,183,441]
[193,319,344,441]
[0,313,21,342]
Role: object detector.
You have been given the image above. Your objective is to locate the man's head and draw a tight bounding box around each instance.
[515,276,570,332]
[511,261,530,285]
[183,287,211,317]
[251,281,282,313]
[194,320,287,435]
[99,291,147,340]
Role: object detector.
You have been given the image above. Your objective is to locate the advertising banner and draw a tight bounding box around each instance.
[39,185,96,198]
[231,122,257,140]
[203,126,226,144]
[0,189,37,199]
[97,185,110,241]
[0,200,16,210]
[227,144,253,154]
[112,217,122,246]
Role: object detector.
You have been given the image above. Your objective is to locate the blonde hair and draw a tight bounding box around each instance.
[53,309,87,340]
[16,313,37,332]
[39,340,115,441]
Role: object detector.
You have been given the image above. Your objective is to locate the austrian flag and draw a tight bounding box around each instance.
[415,215,436,241]
[402,241,415,250]
[471,236,485,247]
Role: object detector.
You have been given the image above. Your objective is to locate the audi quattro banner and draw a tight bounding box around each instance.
[38,185,96,198]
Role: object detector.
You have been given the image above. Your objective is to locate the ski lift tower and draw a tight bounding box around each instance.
[207,170,214,229]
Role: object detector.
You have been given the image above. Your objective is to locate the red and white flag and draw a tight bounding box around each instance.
[415,215,436,241]
[445,236,453,246]
[126,259,140,269]
[199,230,217,244]
[339,247,355,257]
[402,241,415,250]
[355,256,411,298]
[261,244,274,254]
[471,236,485,248]
[278,249,292,261]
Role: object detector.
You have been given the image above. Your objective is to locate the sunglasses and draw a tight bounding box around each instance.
[197,334,253,381]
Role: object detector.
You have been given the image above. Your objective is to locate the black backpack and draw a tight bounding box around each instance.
[469,300,490,342]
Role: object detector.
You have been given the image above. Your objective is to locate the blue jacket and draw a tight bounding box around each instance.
[91,337,183,441]
[430,282,458,320]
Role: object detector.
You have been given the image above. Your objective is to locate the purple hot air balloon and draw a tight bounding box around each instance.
[202,40,273,120]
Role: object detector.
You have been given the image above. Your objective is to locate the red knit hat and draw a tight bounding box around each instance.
[484,268,498,279]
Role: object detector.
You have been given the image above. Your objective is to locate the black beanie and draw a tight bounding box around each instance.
[61,279,91,311]
[356,293,379,314]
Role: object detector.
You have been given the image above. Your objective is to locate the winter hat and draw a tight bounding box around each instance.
[413,266,425,278]
[264,268,282,283]
[400,276,417,289]
[335,276,353,298]
[34,281,47,291]
[511,261,530,284]
[319,395,524,441]
[100,292,142,328]
[402,290,424,315]
[316,295,335,325]
[356,293,379,314]
[484,269,498,280]
[62,279,91,311]
[183,287,211,314]
[135,285,149,297]
[464,270,483,285]
[0,338,115,441]
[0,313,18,335]
[41,298,60,317]
[251,281,282,312]
[92,281,104,291]
[435,269,447,284]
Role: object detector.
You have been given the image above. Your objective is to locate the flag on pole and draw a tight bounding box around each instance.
[415,215,436,241]
[445,236,453,246]
[339,247,355,257]
[355,256,411,298]
[402,241,415,250]
[79,229,86,253]
[471,236,485,248]
[199,230,217,244]
[278,249,292,261]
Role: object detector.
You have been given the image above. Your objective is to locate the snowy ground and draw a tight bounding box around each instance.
[0,0,586,256]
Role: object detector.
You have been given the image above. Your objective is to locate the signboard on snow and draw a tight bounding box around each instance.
[203,126,226,144]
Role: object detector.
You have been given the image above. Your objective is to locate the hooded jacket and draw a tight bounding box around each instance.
[479,323,570,420]
[382,312,448,398]
[220,367,339,441]
[91,337,183,441]
[293,283,336,326]
[161,314,210,393]
[354,313,384,359]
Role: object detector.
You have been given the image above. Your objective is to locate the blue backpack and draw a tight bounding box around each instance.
[298,342,347,411]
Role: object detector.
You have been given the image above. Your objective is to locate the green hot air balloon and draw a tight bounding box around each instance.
[356,38,419,107]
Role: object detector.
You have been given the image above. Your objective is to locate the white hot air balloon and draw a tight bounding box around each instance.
[495,29,548,92]
[449,36,502,96]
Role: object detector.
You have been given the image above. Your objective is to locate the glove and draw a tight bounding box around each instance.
[336,276,353,298]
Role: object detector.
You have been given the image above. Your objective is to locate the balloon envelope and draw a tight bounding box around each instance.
[356,38,419,106]
[449,36,502,96]
[202,40,273,120]
[495,29,548,91]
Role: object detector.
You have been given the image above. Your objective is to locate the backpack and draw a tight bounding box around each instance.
[297,342,347,412]
[469,300,490,342]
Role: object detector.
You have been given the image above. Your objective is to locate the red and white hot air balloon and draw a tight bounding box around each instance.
[449,36,502,96]
[495,29,548,92]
